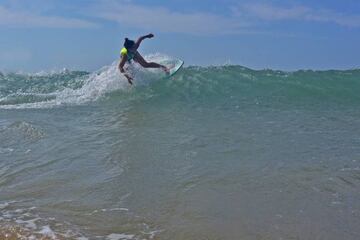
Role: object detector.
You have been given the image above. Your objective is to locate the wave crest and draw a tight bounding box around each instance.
[1,57,360,109]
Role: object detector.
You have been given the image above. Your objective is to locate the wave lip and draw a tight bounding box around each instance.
[0,64,121,109]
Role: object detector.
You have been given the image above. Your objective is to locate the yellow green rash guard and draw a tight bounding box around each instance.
[120,47,135,62]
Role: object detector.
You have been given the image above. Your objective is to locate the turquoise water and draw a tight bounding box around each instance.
[0,57,360,239]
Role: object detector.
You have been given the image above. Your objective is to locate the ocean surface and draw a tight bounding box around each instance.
[0,55,360,239]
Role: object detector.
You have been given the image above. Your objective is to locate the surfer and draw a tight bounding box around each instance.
[118,33,169,85]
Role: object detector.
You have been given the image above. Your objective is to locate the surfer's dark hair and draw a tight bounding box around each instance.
[124,38,135,49]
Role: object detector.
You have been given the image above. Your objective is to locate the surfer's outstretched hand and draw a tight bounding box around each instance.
[147,33,154,38]
[124,75,133,85]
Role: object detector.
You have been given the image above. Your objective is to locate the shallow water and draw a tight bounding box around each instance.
[1,57,360,239]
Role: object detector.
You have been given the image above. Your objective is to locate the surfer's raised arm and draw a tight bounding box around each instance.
[134,33,154,50]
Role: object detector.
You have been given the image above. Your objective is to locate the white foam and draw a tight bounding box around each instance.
[15,218,40,229]
[38,225,56,238]
[106,233,135,240]
[0,203,87,239]
[86,207,129,215]
[0,147,14,154]
[0,62,126,109]
[0,200,18,209]
[12,68,71,77]
[0,54,176,109]
[142,229,164,239]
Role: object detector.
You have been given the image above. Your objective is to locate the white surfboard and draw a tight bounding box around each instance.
[168,59,184,77]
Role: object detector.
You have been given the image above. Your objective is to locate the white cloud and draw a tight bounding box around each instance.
[0,6,98,28]
[91,1,249,35]
[235,3,360,28]
[305,9,360,28]
[239,4,310,21]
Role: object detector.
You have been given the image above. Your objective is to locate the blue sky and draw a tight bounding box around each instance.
[0,0,359,71]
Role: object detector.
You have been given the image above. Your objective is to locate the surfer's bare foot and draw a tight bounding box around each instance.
[162,66,170,74]
[163,64,174,74]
